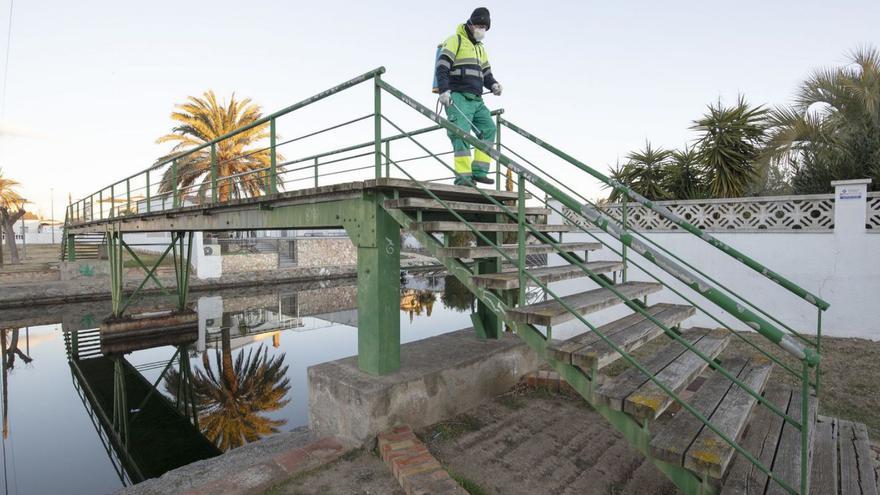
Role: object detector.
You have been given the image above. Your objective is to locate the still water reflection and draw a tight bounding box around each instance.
[0,273,506,494]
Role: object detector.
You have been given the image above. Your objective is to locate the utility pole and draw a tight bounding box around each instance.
[51,188,55,244]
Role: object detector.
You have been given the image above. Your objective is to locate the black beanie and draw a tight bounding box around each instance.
[468,7,491,30]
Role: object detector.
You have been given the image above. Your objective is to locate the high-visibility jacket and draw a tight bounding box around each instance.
[434,24,499,97]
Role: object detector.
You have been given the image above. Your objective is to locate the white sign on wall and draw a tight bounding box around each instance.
[838,187,864,200]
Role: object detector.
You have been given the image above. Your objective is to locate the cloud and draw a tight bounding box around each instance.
[0,122,48,140]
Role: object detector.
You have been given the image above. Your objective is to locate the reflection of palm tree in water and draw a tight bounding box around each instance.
[165,327,290,451]
[400,290,436,321]
[1,328,33,439]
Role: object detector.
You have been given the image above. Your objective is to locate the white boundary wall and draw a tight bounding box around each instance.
[550,179,879,340]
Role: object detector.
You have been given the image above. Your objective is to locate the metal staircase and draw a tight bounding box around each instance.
[58,68,877,494]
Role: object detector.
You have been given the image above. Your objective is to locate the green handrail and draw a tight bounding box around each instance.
[377,77,817,366]
[499,118,830,312]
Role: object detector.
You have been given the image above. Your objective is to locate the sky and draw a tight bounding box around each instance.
[0,0,878,220]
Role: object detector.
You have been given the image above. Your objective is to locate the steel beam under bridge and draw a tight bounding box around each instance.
[65,180,423,375]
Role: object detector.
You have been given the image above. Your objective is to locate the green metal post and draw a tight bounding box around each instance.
[356,195,400,375]
[66,233,76,261]
[495,113,501,191]
[172,160,179,208]
[126,178,131,215]
[146,169,151,213]
[99,190,103,219]
[374,74,382,179]
[517,173,526,305]
[622,196,628,283]
[816,309,822,394]
[801,361,810,495]
[269,117,277,194]
[475,215,501,339]
[314,158,319,188]
[211,144,218,203]
[110,184,115,217]
[385,140,391,178]
[90,195,94,221]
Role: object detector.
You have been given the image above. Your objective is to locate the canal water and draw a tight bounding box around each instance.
[0,273,488,495]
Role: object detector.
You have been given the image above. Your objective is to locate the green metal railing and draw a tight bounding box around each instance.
[64,68,826,494]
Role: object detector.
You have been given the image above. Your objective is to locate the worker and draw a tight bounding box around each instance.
[434,7,502,186]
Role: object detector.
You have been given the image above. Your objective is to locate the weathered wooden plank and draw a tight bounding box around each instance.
[720,384,792,495]
[839,420,861,495]
[384,197,550,216]
[684,355,775,478]
[809,416,838,495]
[594,328,711,411]
[547,303,673,364]
[369,178,525,202]
[473,261,623,290]
[765,392,818,495]
[573,304,695,370]
[506,281,663,327]
[435,242,600,259]
[838,420,879,495]
[853,422,879,495]
[411,221,573,233]
[622,333,730,421]
[651,357,750,465]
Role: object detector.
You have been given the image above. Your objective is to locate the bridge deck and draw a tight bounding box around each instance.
[66,179,522,234]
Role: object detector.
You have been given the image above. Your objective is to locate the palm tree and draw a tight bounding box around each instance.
[165,331,291,451]
[663,145,705,200]
[692,96,768,198]
[625,141,673,201]
[0,168,27,265]
[155,91,283,202]
[762,46,880,193]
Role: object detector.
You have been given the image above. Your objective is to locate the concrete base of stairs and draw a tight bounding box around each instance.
[307,328,542,446]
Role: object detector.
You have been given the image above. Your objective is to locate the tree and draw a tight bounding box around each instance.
[0,168,27,265]
[155,91,283,202]
[762,47,880,193]
[623,141,673,201]
[663,145,705,200]
[692,96,768,198]
[165,333,290,451]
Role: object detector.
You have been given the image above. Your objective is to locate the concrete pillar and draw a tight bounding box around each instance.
[832,179,872,235]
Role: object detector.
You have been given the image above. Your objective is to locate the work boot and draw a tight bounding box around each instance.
[454,176,475,187]
[473,175,494,185]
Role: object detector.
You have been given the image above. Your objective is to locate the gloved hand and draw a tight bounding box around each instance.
[491,83,503,96]
[439,91,452,107]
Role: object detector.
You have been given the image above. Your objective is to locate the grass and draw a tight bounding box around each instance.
[448,468,490,495]
[426,413,484,441]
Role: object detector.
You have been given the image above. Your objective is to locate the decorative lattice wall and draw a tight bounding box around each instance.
[563,194,837,232]
[868,192,880,232]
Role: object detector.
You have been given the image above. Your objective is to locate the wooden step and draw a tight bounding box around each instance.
[594,328,729,419]
[368,178,527,203]
[650,355,774,478]
[412,221,573,233]
[548,303,695,370]
[384,197,550,216]
[808,417,879,495]
[435,242,600,260]
[719,384,819,494]
[507,281,663,327]
[473,261,623,290]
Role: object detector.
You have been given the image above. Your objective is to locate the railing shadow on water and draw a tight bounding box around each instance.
[63,67,828,494]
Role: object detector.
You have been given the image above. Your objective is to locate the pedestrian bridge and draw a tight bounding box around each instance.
[60,67,876,494]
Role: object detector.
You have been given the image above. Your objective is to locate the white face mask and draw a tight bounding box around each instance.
[472,27,486,41]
